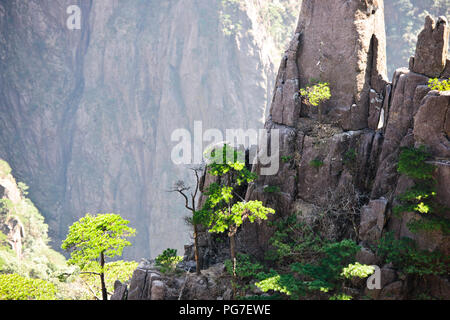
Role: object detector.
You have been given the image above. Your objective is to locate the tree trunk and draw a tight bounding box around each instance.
[230,233,236,277]
[319,105,323,123]
[229,233,237,299]
[193,223,201,275]
[100,251,108,300]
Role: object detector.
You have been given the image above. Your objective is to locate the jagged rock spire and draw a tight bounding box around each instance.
[270,0,388,130]
[410,15,449,78]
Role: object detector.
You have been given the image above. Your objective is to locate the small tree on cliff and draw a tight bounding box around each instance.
[299,80,331,123]
[199,144,275,277]
[169,165,204,275]
[61,213,136,300]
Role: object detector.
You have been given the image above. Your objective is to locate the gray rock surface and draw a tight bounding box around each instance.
[240,6,450,300]
[412,15,449,78]
[359,198,387,244]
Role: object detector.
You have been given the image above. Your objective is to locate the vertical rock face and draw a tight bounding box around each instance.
[242,4,449,299]
[0,0,301,258]
[243,0,389,257]
[118,6,450,300]
[270,0,388,130]
[411,15,449,78]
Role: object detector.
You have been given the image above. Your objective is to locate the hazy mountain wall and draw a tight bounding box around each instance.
[0,0,301,259]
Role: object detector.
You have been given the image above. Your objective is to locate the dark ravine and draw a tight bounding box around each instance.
[114,0,450,300]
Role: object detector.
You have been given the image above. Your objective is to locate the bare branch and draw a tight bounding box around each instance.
[168,181,194,212]
[80,271,102,276]
[192,167,201,200]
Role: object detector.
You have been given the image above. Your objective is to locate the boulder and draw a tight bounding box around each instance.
[127,268,150,300]
[150,280,166,300]
[379,281,404,300]
[413,91,450,158]
[359,198,387,243]
[368,89,385,130]
[356,247,379,265]
[110,280,127,300]
[442,59,450,78]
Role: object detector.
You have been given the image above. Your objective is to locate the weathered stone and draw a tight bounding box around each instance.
[413,91,450,158]
[371,70,429,199]
[359,198,387,243]
[365,269,398,300]
[270,34,301,127]
[110,280,127,300]
[423,275,450,299]
[442,59,450,78]
[268,0,388,130]
[379,281,404,300]
[368,89,385,130]
[127,269,149,300]
[435,163,450,211]
[356,247,379,266]
[150,280,166,300]
[412,15,449,78]
[380,266,397,288]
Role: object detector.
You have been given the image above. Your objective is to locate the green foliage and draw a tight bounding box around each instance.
[0,199,12,214]
[61,213,136,271]
[375,232,449,276]
[79,260,138,299]
[395,146,450,233]
[17,182,29,196]
[341,262,375,279]
[204,144,256,183]
[225,253,263,280]
[407,215,450,235]
[260,2,298,51]
[208,199,275,234]
[428,78,450,91]
[309,159,324,169]
[0,231,9,249]
[265,214,324,263]
[299,81,331,107]
[397,146,435,180]
[238,293,283,300]
[343,148,357,165]
[255,273,294,297]
[219,0,243,36]
[200,144,275,235]
[256,214,361,299]
[394,146,439,217]
[281,155,293,163]
[263,186,280,193]
[155,248,183,274]
[329,293,352,300]
[61,214,136,299]
[0,159,11,178]
[0,273,56,300]
[0,179,69,282]
[256,239,360,299]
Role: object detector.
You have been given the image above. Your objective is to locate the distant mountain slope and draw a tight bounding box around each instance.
[0,159,67,280]
[0,0,301,259]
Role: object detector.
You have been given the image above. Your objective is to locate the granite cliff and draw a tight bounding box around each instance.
[114,0,450,300]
